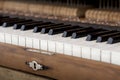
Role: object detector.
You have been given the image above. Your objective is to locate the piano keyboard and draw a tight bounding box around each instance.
[0,16,120,66]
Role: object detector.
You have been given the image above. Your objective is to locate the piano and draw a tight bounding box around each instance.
[0,0,120,80]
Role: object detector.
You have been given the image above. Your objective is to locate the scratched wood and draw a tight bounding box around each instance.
[0,43,120,80]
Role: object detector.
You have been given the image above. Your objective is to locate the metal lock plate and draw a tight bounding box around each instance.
[27,61,43,71]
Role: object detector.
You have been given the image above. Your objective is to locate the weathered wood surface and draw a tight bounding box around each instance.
[0,66,49,80]
[0,43,120,80]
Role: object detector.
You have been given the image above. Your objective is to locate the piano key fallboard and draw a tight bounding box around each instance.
[0,16,120,66]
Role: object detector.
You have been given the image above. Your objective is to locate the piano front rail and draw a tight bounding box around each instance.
[0,43,120,80]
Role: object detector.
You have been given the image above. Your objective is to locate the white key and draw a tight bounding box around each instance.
[46,34,63,54]
[73,37,93,59]
[74,37,93,59]
[19,36,26,47]
[72,45,81,57]
[0,32,5,42]
[111,48,120,65]
[1,26,120,66]
[48,40,56,53]
[41,39,48,51]
[5,33,12,44]
[17,30,34,47]
[64,43,72,56]
[92,42,117,63]
[91,48,101,61]
[12,34,19,45]
[26,37,33,48]
[56,41,64,54]
[48,34,74,56]
[62,37,89,57]
[90,42,110,61]
[108,45,120,65]
[33,38,40,49]
[82,46,91,59]
[101,50,111,63]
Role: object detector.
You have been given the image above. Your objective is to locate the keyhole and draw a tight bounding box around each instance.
[34,63,36,69]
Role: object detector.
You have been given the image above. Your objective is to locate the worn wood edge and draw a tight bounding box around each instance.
[0,43,120,80]
[0,66,54,80]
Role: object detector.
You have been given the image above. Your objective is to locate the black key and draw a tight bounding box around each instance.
[1,17,18,22]
[21,21,45,31]
[0,18,18,25]
[2,19,29,27]
[97,32,120,42]
[62,27,91,37]
[71,28,102,39]
[33,23,57,33]
[86,30,116,41]
[13,20,34,29]
[32,22,54,33]
[107,35,120,44]
[41,24,66,34]
[48,25,77,35]
[0,17,10,21]
[0,16,9,19]
[0,21,3,25]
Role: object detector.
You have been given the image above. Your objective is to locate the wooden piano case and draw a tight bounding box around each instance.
[0,43,120,80]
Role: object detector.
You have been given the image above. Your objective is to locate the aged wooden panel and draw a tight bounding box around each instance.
[0,43,120,80]
[0,66,49,80]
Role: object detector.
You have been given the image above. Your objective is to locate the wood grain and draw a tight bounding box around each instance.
[0,66,49,80]
[0,43,120,80]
